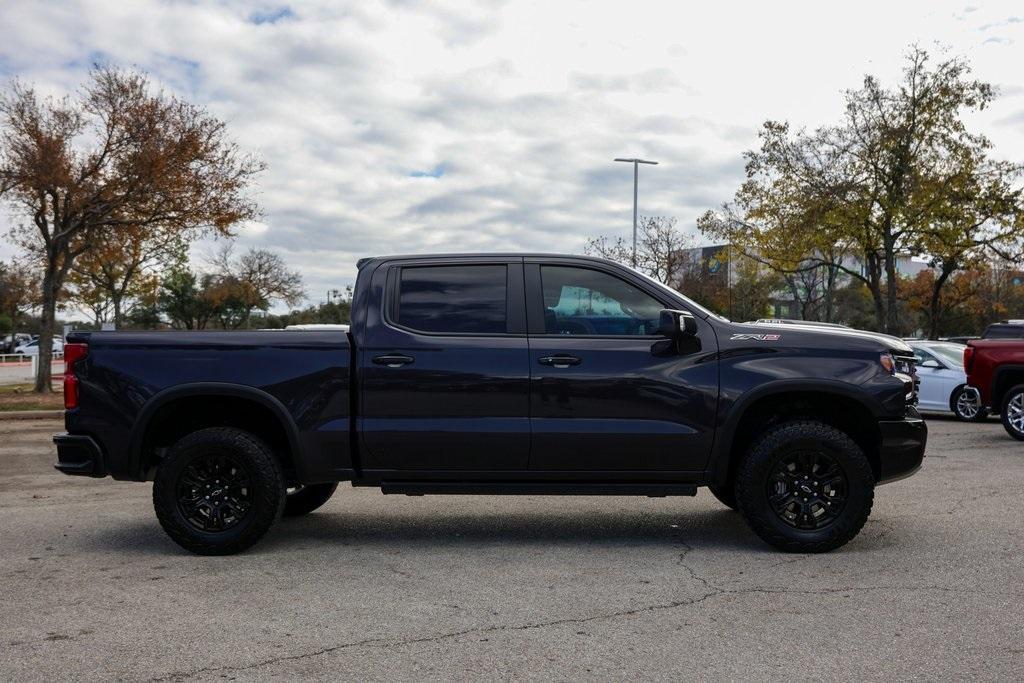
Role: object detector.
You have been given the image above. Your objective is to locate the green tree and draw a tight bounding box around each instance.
[729,257,783,322]
[158,267,213,330]
[702,47,1021,334]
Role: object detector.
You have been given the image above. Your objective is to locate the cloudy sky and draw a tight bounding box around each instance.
[2,0,1023,306]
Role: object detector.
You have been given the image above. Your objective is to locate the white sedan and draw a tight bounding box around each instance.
[14,337,65,356]
[909,341,985,421]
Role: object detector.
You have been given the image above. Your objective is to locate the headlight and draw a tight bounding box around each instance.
[880,352,914,376]
[880,353,896,374]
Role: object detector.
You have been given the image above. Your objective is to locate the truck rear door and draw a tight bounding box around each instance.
[358,258,530,472]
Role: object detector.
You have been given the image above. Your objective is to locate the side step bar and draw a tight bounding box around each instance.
[378,481,698,497]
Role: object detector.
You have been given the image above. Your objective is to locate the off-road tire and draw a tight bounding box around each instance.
[708,484,738,511]
[950,385,987,422]
[735,420,875,553]
[153,427,285,555]
[1000,384,1024,441]
[284,483,339,517]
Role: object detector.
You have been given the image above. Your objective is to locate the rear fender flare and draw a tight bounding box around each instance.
[128,382,304,481]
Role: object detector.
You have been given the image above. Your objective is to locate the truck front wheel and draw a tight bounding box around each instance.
[284,483,339,517]
[735,421,874,553]
[153,427,286,555]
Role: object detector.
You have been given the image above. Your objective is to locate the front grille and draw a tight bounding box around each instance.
[894,353,919,405]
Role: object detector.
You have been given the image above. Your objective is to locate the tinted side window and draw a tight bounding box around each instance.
[396,265,507,334]
[539,266,663,336]
[984,325,1023,339]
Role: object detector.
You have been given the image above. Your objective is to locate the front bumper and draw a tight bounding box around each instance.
[877,415,927,485]
[53,433,107,478]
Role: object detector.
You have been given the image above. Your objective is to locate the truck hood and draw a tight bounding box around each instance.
[727,321,913,355]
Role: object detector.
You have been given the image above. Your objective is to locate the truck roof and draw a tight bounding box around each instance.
[356,253,621,269]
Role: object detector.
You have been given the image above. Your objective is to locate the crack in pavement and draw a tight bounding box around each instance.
[149,592,723,681]
[150,570,1019,681]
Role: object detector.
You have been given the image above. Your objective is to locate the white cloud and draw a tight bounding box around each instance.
[2,0,1024,309]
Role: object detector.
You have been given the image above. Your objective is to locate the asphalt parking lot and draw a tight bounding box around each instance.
[1,416,1022,681]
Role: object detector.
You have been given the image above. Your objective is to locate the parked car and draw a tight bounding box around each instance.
[15,337,65,356]
[908,341,983,421]
[54,253,926,555]
[1,333,32,354]
[964,339,1024,439]
[981,321,1024,339]
[940,336,977,345]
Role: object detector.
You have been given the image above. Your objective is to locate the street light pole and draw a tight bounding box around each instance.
[614,157,658,268]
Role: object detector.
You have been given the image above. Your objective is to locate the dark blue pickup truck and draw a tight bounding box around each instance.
[54,254,926,555]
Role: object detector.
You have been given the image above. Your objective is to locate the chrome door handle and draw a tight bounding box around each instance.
[538,355,581,368]
[372,354,414,368]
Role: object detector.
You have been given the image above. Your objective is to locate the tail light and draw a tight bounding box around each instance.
[63,343,88,410]
[964,346,975,372]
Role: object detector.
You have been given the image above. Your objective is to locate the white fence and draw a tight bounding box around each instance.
[0,354,65,385]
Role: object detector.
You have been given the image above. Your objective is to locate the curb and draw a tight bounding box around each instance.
[0,409,64,421]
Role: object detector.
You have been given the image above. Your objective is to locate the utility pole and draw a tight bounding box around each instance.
[614,158,658,268]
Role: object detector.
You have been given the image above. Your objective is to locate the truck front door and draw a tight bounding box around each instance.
[525,260,718,473]
[358,259,530,472]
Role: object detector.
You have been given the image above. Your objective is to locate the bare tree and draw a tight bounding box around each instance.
[0,67,264,391]
[210,244,305,326]
[586,216,692,286]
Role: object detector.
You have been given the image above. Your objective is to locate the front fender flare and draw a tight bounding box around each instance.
[707,379,885,485]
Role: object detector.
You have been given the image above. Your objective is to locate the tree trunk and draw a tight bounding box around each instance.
[883,238,900,336]
[824,264,838,323]
[34,271,58,394]
[928,266,955,341]
[864,253,886,332]
[112,296,123,330]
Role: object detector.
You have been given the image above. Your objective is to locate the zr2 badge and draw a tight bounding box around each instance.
[730,333,781,341]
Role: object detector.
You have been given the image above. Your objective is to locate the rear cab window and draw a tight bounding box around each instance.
[394,265,508,334]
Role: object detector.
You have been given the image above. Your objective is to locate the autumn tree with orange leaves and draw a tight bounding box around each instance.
[0,67,264,391]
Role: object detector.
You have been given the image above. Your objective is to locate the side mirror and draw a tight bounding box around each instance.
[658,309,698,339]
[919,359,941,369]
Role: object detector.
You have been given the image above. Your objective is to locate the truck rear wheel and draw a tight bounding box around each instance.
[1000,384,1024,441]
[153,427,286,555]
[707,484,738,511]
[284,483,339,517]
[735,420,874,553]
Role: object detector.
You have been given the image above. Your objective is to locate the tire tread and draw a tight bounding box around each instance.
[735,420,874,553]
[153,427,285,555]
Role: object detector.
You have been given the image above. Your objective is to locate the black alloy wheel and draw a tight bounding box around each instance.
[735,420,874,553]
[176,453,253,532]
[767,450,847,530]
[154,427,285,555]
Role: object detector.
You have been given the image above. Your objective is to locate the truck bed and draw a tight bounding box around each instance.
[64,330,353,483]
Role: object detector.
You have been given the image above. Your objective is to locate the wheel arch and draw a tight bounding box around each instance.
[948,383,969,413]
[991,366,1024,411]
[129,383,305,482]
[710,381,884,488]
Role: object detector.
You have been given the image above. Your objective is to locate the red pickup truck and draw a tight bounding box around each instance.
[964,340,1024,440]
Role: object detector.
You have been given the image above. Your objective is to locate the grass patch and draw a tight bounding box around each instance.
[0,383,63,411]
